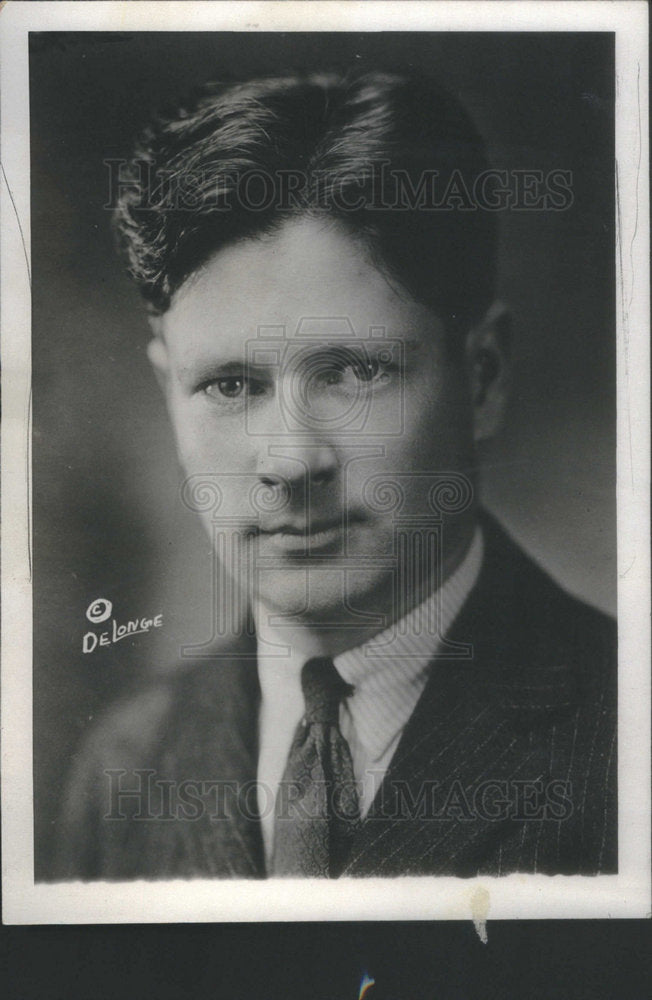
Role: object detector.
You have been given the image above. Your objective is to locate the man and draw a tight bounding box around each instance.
[56,70,616,879]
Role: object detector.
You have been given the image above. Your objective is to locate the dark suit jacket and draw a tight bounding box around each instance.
[55,515,617,879]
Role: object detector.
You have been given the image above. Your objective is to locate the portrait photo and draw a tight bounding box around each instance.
[1,1,649,925]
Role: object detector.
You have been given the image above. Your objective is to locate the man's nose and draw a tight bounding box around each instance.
[256,438,338,494]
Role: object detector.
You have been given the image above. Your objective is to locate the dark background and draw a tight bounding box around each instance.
[31,32,616,887]
[3,920,651,1000]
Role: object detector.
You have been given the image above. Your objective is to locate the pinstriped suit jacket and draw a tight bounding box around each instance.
[55,515,617,879]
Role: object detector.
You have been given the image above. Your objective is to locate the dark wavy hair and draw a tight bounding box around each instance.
[113,70,497,331]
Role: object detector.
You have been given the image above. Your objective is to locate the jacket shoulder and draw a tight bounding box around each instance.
[53,654,257,879]
[478,511,616,670]
[71,649,259,772]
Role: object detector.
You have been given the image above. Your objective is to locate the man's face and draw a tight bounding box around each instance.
[153,217,478,642]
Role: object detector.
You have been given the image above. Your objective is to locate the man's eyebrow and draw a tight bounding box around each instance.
[279,337,422,355]
[183,336,422,376]
[182,357,268,382]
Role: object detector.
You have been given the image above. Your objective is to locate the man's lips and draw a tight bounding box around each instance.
[258,519,338,536]
[253,514,364,553]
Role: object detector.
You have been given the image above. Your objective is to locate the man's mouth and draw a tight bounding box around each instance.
[255,515,360,554]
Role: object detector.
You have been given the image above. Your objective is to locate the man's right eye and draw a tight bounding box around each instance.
[208,377,244,398]
[202,377,265,400]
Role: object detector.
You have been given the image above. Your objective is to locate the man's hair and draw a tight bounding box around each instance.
[113,70,497,331]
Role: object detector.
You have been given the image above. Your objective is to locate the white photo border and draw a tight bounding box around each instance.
[1,0,649,924]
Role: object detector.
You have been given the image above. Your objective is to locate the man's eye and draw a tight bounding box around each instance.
[207,377,243,398]
[352,357,380,382]
[319,355,384,386]
[203,377,264,400]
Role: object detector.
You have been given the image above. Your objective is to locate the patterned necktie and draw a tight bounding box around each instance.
[271,657,360,877]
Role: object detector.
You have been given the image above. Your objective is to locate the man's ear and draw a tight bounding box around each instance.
[146,315,170,395]
[465,301,511,443]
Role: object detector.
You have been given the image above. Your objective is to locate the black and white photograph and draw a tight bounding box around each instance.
[1,0,649,933]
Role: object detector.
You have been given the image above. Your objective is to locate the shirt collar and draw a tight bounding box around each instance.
[334,525,484,761]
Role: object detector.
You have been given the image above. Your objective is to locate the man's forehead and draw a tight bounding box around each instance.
[158,289,443,372]
[158,216,445,354]
[162,328,423,377]
[160,311,430,368]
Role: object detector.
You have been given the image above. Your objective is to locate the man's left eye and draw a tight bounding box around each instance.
[319,355,386,386]
[351,358,381,382]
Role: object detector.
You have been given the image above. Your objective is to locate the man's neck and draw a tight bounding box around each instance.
[255,513,479,660]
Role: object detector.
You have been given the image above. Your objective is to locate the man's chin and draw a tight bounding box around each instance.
[253,569,389,631]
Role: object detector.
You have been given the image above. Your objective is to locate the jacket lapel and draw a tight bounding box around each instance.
[148,635,266,878]
[343,515,580,876]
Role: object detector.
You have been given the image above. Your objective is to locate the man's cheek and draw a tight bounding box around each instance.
[169,408,230,471]
[172,421,207,474]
